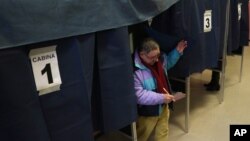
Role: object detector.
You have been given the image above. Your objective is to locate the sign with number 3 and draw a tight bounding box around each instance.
[29,45,62,96]
[204,10,212,32]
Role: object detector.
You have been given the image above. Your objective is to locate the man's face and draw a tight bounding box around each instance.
[140,48,160,65]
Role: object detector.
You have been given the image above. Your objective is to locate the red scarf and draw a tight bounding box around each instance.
[142,59,170,94]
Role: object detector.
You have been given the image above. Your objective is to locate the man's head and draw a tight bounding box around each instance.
[139,38,160,65]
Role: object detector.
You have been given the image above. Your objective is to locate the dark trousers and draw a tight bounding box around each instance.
[210,71,220,85]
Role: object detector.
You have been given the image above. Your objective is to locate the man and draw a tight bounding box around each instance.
[133,38,187,141]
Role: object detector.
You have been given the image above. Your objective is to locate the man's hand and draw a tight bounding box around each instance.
[176,40,187,54]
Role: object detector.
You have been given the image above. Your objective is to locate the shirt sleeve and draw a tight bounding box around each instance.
[163,48,182,70]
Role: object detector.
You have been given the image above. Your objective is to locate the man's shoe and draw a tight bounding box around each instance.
[206,84,220,91]
[204,83,211,87]
[204,82,214,87]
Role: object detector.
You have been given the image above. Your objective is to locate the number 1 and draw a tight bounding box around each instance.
[41,63,53,84]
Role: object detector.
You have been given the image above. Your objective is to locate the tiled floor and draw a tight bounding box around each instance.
[97,46,250,141]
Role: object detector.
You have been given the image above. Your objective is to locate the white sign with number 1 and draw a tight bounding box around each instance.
[29,45,62,96]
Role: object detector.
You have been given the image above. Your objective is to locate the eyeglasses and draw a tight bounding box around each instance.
[145,53,160,61]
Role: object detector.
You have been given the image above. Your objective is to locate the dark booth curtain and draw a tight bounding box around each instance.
[227,0,241,54]
[0,48,51,141]
[92,27,137,132]
[34,38,94,141]
[239,0,249,46]
[0,0,179,49]
[151,0,221,77]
